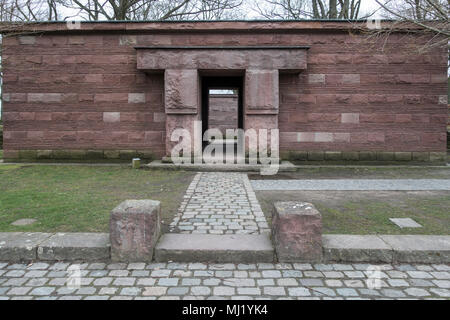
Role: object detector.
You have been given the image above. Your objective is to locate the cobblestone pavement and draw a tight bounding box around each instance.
[169,172,270,234]
[0,262,449,300]
[251,179,450,191]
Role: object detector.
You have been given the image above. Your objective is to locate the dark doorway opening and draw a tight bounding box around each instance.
[200,76,244,156]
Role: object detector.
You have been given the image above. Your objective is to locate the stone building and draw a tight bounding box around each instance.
[1,21,447,163]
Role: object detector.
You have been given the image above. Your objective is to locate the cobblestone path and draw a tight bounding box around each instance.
[169,172,270,234]
[0,262,449,300]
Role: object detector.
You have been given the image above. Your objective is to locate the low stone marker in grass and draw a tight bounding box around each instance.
[110,200,161,262]
[272,201,322,262]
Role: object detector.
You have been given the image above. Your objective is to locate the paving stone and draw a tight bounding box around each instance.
[191,286,211,296]
[143,287,167,296]
[408,279,433,287]
[182,278,201,286]
[26,278,49,286]
[300,279,323,286]
[93,277,113,286]
[407,271,433,279]
[264,287,286,296]
[109,270,129,277]
[325,280,343,287]
[151,270,171,277]
[168,287,189,295]
[86,263,106,270]
[336,288,358,297]
[203,279,221,286]
[84,295,109,300]
[404,288,430,297]
[30,287,55,296]
[7,287,32,295]
[388,279,409,287]
[169,173,271,235]
[389,218,422,228]
[158,278,179,286]
[213,286,235,296]
[24,270,47,278]
[288,287,310,297]
[76,287,96,295]
[293,263,313,270]
[113,277,136,286]
[429,288,450,297]
[127,263,146,270]
[311,287,336,297]
[120,287,141,296]
[277,278,298,286]
[5,270,26,277]
[432,280,450,288]
[90,270,108,277]
[27,263,49,270]
[136,278,156,286]
[431,272,450,279]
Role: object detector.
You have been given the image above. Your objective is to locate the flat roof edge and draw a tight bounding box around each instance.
[0,20,431,34]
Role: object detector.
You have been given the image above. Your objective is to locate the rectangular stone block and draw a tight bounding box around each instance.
[165,69,198,114]
[359,151,377,161]
[379,235,450,264]
[377,152,394,161]
[341,152,359,161]
[308,74,325,84]
[272,202,322,262]
[322,235,393,263]
[38,233,110,261]
[325,151,342,160]
[394,152,412,161]
[128,93,146,104]
[110,200,161,262]
[103,112,120,123]
[429,152,446,163]
[0,232,52,262]
[412,152,430,162]
[245,69,279,113]
[341,113,359,124]
[289,151,308,161]
[308,151,324,161]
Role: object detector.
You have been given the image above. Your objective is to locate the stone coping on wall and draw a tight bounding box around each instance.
[0,232,449,264]
[0,20,426,34]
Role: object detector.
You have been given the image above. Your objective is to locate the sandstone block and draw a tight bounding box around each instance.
[272,202,322,262]
[110,200,161,262]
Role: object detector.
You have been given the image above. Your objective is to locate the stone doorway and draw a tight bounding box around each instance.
[201,76,244,162]
[135,45,308,160]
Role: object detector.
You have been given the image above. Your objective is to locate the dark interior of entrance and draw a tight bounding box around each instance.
[200,76,244,152]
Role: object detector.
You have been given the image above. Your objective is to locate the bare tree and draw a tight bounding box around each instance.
[361,0,449,59]
[0,0,59,21]
[253,0,364,19]
[56,0,244,21]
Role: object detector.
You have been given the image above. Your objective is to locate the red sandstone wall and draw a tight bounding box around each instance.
[208,94,238,135]
[2,27,447,159]
[2,33,166,158]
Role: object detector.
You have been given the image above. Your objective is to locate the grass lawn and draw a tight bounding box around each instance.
[256,190,450,235]
[0,165,194,233]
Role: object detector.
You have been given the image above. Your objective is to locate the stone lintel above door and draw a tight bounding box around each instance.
[135,46,308,71]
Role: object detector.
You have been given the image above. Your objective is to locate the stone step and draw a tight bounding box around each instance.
[148,160,296,172]
[154,233,275,263]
